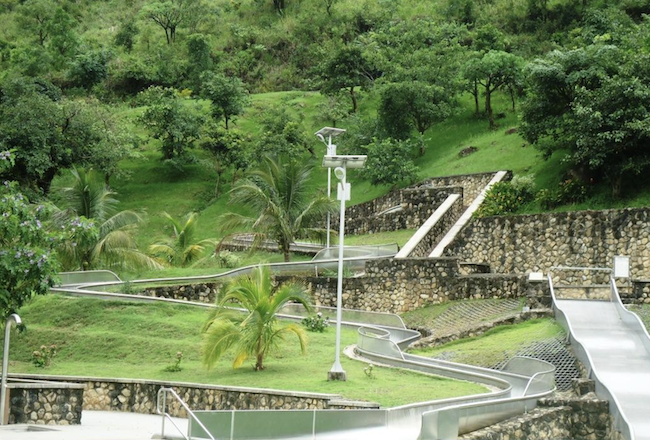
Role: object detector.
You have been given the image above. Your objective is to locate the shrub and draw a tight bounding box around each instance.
[32,344,57,368]
[215,250,242,269]
[476,175,535,217]
[536,179,588,209]
[163,351,183,372]
[302,312,329,332]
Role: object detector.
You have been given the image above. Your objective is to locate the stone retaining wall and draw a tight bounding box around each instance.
[279,258,550,314]
[419,172,500,206]
[8,383,84,425]
[9,375,377,418]
[444,207,650,279]
[407,196,465,258]
[141,283,218,303]
[460,396,618,440]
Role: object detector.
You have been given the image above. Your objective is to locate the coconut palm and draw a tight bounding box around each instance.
[54,168,161,271]
[149,211,216,266]
[220,156,336,262]
[202,265,312,371]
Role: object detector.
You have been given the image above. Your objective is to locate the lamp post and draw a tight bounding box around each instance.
[315,127,346,250]
[1,314,22,425]
[322,155,367,381]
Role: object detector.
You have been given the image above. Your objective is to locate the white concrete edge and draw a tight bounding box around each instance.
[429,171,509,258]
[395,194,461,259]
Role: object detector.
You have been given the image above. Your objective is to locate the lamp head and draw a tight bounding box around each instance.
[316,133,326,144]
[334,167,346,180]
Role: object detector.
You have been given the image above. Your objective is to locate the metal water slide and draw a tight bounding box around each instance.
[53,249,557,440]
[549,268,650,440]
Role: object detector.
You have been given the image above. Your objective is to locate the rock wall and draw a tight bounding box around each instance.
[279,258,550,314]
[8,384,84,425]
[419,172,501,206]
[345,187,463,235]
[407,196,464,258]
[141,282,218,303]
[10,375,377,418]
[445,207,650,279]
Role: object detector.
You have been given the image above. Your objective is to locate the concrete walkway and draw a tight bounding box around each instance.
[0,411,187,440]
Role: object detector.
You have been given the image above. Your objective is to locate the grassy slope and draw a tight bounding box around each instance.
[9,295,488,407]
[409,319,564,367]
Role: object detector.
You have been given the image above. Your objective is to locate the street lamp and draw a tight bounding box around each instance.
[315,127,346,249]
[321,154,367,381]
[1,314,22,425]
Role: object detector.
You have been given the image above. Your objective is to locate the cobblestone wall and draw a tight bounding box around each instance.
[9,375,377,418]
[9,385,84,425]
[445,207,650,279]
[290,258,550,314]
[345,187,463,235]
[420,172,501,206]
[141,283,218,303]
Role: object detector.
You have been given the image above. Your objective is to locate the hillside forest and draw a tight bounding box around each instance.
[2,0,650,293]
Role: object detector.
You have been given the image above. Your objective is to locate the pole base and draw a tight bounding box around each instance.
[327,371,347,381]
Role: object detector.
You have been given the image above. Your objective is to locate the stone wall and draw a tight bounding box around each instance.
[460,397,617,440]
[10,375,377,418]
[407,196,464,258]
[445,207,650,279]
[141,283,218,303]
[8,383,84,425]
[419,172,500,206]
[280,258,550,314]
[345,187,463,235]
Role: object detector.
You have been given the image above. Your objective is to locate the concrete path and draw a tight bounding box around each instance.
[557,300,650,440]
[0,411,187,440]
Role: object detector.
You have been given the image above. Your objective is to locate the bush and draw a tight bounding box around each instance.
[536,179,588,209]
[163,351,183,372]
[302,312,329,332]
[32,344,57,368]
[363,138,419,187]
[476,175,534,217]
[215,250,242,269]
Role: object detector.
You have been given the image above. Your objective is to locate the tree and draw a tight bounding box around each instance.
[142,0,197,44]
[0,78,112,194]
[521,44,650,197]
[54,168,161,271]
[378,81,456,154]
[187,34,212,89]
[202,265,311,371]
[201,72,249,130]
[254,105,313,157]
[46,7,79,66]
[462,51,524,128]
[200,124,251,196]
[149,212,216,266]
[0,151,59,320]
[320,45,374,113]
[138,86,204,160]
[16,0,56,46]
[67,49,110,89]
[114,20,139,52]
[221,157,335,262]
[363,138,419,188]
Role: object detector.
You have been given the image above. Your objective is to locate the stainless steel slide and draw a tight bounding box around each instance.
[54,259,556,440]
[550,271,650,440]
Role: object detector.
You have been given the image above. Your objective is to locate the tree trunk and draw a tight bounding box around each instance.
[255,339,264,371]
[486,86,495,129]
[473,80,480,116]
[509,86,516,112]
[349,86,357,113]
[104,173,111,188]
[224,115,230,130]
[612,174,623,199]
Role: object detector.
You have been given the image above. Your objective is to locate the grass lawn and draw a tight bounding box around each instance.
[9,295,488,407]
[341,229,416,248]
[409,319,564,367]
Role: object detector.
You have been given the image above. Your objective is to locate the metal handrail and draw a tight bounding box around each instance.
[156,387,215,440]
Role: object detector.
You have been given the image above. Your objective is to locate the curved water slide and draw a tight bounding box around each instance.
[550,270,650,440]
[53,252,556,440]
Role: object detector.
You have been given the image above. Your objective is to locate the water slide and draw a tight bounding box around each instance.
[550,269,650,440]
[53,254,556,440]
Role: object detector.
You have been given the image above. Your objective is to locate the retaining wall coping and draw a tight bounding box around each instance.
[9,373,343,400]
[7,380,85,390]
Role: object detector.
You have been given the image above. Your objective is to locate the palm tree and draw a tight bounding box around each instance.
[55,168,161,271]
[220,157,336,262]
[202,265,312,371]
[149,211,216,266]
